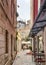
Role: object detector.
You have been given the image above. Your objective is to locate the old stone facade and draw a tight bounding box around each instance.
[30,0,46,65]
[0,0,17,65]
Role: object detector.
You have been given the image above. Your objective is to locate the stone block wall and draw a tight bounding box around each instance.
[0,0,17,65]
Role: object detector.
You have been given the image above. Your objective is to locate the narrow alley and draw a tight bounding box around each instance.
[13,49,36,65]
[0,0,46,65]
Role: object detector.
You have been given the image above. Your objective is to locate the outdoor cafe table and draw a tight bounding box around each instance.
[36,52,44,56]
[35,53,45,62]
[35,53,45,58]
[34,53,46,65]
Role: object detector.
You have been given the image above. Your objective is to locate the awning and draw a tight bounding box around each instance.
[29,0,46,37]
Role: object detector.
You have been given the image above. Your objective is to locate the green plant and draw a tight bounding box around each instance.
[29,46,32,50]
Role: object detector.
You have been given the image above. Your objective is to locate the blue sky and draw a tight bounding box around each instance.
[17,0,30,21]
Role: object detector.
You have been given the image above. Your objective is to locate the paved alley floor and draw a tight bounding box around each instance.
[13,49,36,65]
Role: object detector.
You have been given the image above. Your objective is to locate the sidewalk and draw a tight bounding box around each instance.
[12,49,36,65]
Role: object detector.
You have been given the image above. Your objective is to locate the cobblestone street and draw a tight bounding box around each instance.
[13,50,36,65]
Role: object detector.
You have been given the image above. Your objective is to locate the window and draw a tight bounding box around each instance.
[11,0,14,17]
[14,38,16,51]
[39,36,44,53]
[13,4,15,24]
[11,0,15,24]
[11,35,13,57]
[6,0,8,6]
[5,30,8,53]
[1,0,4,5]
[1,0,8,6]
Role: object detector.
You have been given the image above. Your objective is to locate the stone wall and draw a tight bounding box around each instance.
[0,0,17,65]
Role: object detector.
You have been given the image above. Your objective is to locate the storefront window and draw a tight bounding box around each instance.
[39,36,44,53]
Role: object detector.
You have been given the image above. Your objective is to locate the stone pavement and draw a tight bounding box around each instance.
[13,49,36,65]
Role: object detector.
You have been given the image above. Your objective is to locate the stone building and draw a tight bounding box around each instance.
[29,0,46,65]
[30,0,41,29]
[17,20,32,52]
[0,0,17,65]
